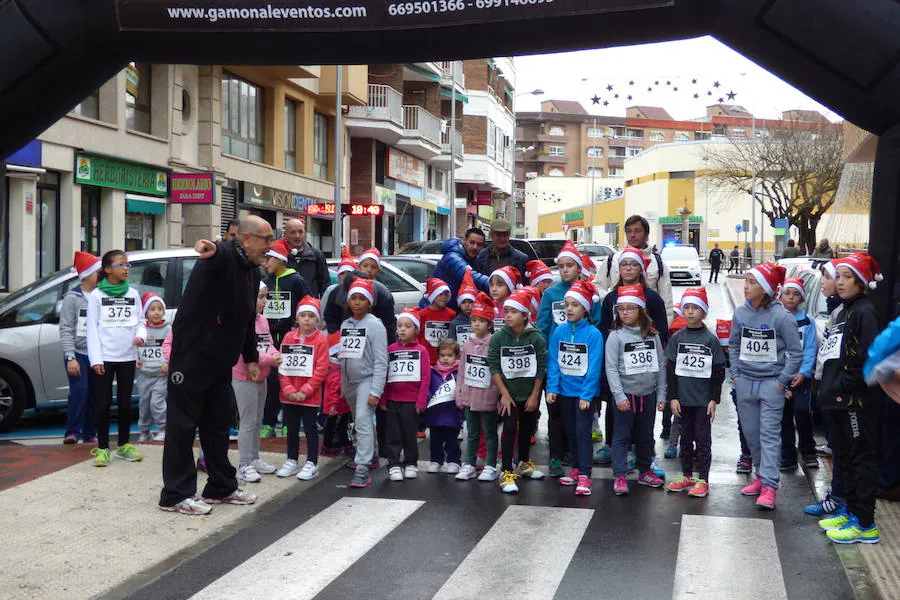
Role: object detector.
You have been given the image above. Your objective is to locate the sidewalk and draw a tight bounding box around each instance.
[724,273,900,600]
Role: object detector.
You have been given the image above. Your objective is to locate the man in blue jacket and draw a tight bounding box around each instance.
[421,228,488,311]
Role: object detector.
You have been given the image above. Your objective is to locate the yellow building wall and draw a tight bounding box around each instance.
[667,177,695,216]
[537,197,625,237]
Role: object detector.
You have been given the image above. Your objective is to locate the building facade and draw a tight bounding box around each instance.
[524,175,625,244]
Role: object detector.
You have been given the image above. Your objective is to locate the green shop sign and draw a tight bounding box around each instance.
[564,209,585,223]
[659,215,703,224]
[75,153,168,197]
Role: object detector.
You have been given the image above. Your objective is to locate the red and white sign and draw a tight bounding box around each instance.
[386,148,425,189]
[562,223,571,235]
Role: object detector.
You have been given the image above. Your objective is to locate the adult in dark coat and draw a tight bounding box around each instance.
[283,218,330,298]
[708,243,725,283]
[475,219,528,282]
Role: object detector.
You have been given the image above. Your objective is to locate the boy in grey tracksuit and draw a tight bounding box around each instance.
[137,297,171,442]
[60,287,96,442]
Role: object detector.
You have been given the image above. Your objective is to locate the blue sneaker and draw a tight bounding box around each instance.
[664,444,678,459]
[650,458,665,479]
[804,493,846,517]
[593,446,612,465]
[626,453,636,474]
[229,427,239,438]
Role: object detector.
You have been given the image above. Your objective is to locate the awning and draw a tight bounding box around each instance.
[126,193,166,215]
[404,63,441,82]
[440,87,469,103]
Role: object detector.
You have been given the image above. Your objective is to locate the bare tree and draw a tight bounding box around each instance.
[707,119,844,254]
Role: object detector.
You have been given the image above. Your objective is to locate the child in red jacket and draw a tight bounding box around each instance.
[277,296,329,481]
[321,331,352,457]
[384,308,431,481]
[418,278,457,364]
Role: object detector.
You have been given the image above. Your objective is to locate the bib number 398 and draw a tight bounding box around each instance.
[741,327,777,363]
[501,345,537,379]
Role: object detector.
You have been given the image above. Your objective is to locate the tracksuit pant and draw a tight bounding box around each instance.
[283,403,319,463]
[558,395,594,476]
[263,369,281,429]
[430,425,462,466]
[65,353,95,440]
[90,361,135,450]
[612,394,656,477]
[385,400,419,468]
[735,377,784,489]
[232,379,266,467]
[547,397,567,461]
[709,262,721,282]
[138,372,167,434]
[828,407,881,527]
[501,401,538,472]
[781,382,816,461]
[732,387,751,456]
[679,405,713,481]
[344,378,376,474]
[465,408,498,468]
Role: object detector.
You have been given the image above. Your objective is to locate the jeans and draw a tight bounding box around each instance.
[465,408,498,468]
[65,354,95,439]
[612,394,656,477]
[558,395,594,476]
[137,372,167,433]
[781,382,816,460]
[547,397,567,461]
[232,379,267,466]
[736,377,784,489]
[283,403,319,463]
[501,401,538,472]
[345,378,376,473]
[385,401,419,468]
[90,361,135,450]
[430,425,462,465]
[679,405,712,481]
[829,408,882,527]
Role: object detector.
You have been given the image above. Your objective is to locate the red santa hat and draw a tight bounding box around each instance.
[490,266,521,293]
[425,277,451,304]
[716,319,732,344]
[836,252,883,290]
[565,280,599,312]
[359,247,382,268]
[457,269,478,305]
[74,251,101,280]
[266,238,291,262]
[348,277,375,304]
[396,307,421,329]
[338,245,357,275]
[557,241,584,269]
[618,246,651,274]
[822,259,838,279]
[141,291,166,315]
[581,253,596,279]
[525,260,553,287]
[673,303,683,317]
[616,283,646,309]
[296,295,321,320]
[680,287,709,314]
[503,289,532,315]
[780,277,807,300]
[522,285,542,314]
[470,292,495,321]
[747,262,787,297]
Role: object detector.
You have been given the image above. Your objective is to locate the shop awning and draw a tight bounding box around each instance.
[404,63,442,82]
[126,194,166,215]
[440,88,469,103]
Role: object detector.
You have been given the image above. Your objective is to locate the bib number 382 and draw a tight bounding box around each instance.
[741,327,777,363]
[279,344,314,377]
[501,345,537,379]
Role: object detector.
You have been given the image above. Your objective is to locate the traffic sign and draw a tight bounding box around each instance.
[735,224,742,233]
[562,223,571,235]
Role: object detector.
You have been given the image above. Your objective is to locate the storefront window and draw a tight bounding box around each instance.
[36,172,60,278]
[313,112,329,180]
[395,198,413,248]
[71,89,100,120]
[125,212,155,251]
[81,186,101,255]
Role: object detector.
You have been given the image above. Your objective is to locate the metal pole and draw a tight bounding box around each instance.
[750,113,757,266]
[332,65,343,259]
[449,61,457,238]
[588,116,596,243]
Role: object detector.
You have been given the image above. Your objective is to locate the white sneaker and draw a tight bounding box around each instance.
[427,462,441,474]
[475,456,486,470]
[276,459,299,478]
[297,461,319,481]
[251,459,277,475]
[445,462,461,474]
[389,466,404,481]
[478,465,499,482]
[160,497,212,515]
[137,431,153,443]
[455,464,478,480]
[153,430,166,442]
[238,464,261,483]
[498,470,520,494]
[404,465,418,479]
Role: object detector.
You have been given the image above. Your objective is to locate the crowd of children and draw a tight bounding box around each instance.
[61,237,888,544]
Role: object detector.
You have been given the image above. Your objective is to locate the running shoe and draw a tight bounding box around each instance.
[259,425,275,439]
[349,472,372,488]
[516,460,545,480]
[804,494,845,517]
[638,471,664,488]
[159,497,212,515]
[664,444,678,459]
[756,487,777,509]
[456,464,477,481]
[826,515,880,544]
[613,475,629,496]
[204,489,257,505]
[593,446,612,465]
[276,459,299,478]
[478,465,499,482]
[559,469,581,486]
[688,479,709,498]
[666,475,695,493]
[91,448,111,467]
[741,476,763,496]
[297,461,318,481]
[388,466,403,482]
[819,507,851,532]
[115,444,143,462]
[238,464,261,483]
[548,458,564,478]
[499,470,520,494]
[735,455,752,473]
[575,475,592,496]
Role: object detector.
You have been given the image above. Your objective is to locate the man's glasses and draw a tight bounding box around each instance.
[250,233,275,244]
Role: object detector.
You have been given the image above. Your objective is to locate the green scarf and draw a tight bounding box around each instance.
[97,278,129,297]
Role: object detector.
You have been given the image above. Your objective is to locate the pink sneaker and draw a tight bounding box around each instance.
[638,471,664,488]
[741,476,763,496]
[614,476,629,496]
[756,486,777,509]
[559,469,581,486]
[575,475,592,496]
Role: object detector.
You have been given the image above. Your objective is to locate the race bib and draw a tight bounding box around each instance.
[552,301,566,325]
[500,345,537,379]
[76,308,87,337]
[139,338,164,368]
[675,343,713,378]
[741,328,777,363]
[100,297,137,328]
[280,344,314,377]
[264,291,290,319]
[623,340,658,375]
[456,325,474,346]
[256,333,271,356]
[424,321,451,347]
[820,322,844,362]
[340,327,367,359]
[427,378,457,408]
[558,342,588,377]
[465,355,490,389]
[387,350,421,383]
[493,317,506,330]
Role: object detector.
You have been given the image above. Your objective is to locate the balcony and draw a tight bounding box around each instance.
[346,84,404,145]
[430,128,464,169]
[440,61,466,90]
[536,153,568,164]
[608,157,625,169]
[536,134,567,143]
[607,137,627,147]
[396,105,442,160]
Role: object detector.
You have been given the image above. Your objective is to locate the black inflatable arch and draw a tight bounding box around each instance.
[2,0,900,316]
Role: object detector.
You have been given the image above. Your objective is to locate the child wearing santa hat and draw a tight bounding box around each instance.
[817,253,884,543]
[418,277,457,365]
[136,292,171,443]
[488,265,520,330]
[663,288,727,498]
[449,269,477,346]
[729,262,802,510]
[60,252,101,444]
[525,260,554,294]
[358,247,383,279]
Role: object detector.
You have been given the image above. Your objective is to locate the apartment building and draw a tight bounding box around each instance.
[2,63,362,291]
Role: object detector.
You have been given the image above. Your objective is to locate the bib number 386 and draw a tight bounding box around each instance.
[623,340,658,375]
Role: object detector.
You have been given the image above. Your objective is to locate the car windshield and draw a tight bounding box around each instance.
[529,240,567,260]
[0,267,73,310]
[662,246,698,261]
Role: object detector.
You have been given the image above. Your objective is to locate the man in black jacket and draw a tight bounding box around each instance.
[284,218,330,298]
[159,216,271,515]
[708,243,725,283]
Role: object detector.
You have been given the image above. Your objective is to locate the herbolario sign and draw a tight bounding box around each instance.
[117,0,672,31]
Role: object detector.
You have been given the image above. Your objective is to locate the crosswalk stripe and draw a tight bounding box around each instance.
[189,497,424,600]
[432,505,594,600]
[673,515,788,600]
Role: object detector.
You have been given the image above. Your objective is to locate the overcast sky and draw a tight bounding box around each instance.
[513,36,842,122]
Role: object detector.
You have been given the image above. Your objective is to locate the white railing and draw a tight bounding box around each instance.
[440,61,466,88]
[441,128,463,158]
[402,105,442,146]
[347,84,403,126]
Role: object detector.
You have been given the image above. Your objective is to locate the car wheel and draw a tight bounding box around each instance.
[0,365,27,433]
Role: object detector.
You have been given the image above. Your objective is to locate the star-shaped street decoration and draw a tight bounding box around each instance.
[693,93,700,99]
[665,80,671,86]
[591,95,601,105]
[691,78,698,84]
[647,87,653,92]
[673,87,679,92]
[654,80,659,86]
[713,81,721,88]
[628,80,635,86]
[718,97,725,103]
[603,100,609,107]
[627,94,633,101]
[606,84,614,91]
[614,93,620,99]
[707,90,713,96]
[726,90,737,101]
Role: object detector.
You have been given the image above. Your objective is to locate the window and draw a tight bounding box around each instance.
[548,168,565,177]
[430,167,446,192]
[626,128,643,139]
[0,281,63,328]
[610,148,627,158]
[649,132,665,142]
[586,147,603,158]
[608,167,622,177]
[313,112,329,180]
[487,119,496,158]
[221,71,264,161]
[284,98,297,172]
[626,146,642,157]
[130,259,169,302]
[385,259,433,284]
[731,128,746,139]
[548,145,565,156]
[125,212,155,251]
[587,167,603,177]
[674,132,690,143]
[81,187,101,255]
[695,132,711,141]
[587,127,604,138]
[548,125,565,136]
[71,90,100,120]
[125,62,152,134]
[756,129,770,139]
[36,172,60,279]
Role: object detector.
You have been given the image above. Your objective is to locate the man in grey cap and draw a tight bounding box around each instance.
[475,218,529,282]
